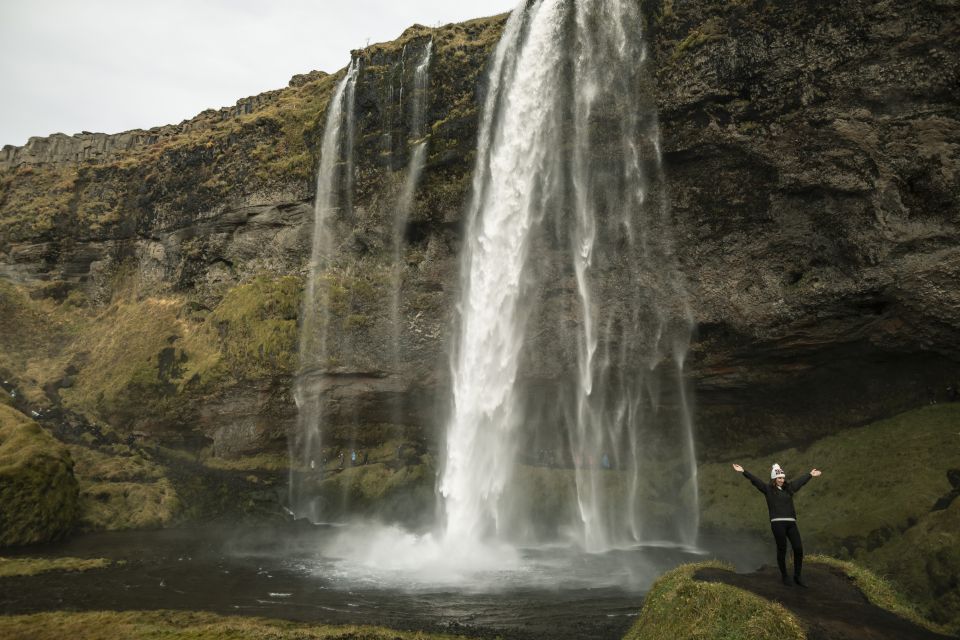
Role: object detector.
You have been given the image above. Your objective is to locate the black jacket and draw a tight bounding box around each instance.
[742,470,812,521]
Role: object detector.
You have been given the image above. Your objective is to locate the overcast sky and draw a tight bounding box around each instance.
[0,0,516,148]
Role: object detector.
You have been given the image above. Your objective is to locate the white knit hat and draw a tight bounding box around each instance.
[771,463,785,479]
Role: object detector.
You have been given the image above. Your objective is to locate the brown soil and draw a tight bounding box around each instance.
[694,563,955,640]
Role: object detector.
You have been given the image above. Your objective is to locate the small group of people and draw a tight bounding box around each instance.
[732,461,822,587]
[336,449,369,468]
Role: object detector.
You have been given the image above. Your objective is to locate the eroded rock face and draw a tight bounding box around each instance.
[0,3,957,464]
[649,0,960,453]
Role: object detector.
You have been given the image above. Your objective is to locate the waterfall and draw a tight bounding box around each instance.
[289,61,360,521]
[440,0,567,541]
[390,41,433,371]
[441,0,698,549]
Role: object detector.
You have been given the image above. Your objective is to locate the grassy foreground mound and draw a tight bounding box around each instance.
[0,405,79,546]
[808,555,949,635]
[0,611,463,640]
[625,561,805,640]
[0,556,111,578]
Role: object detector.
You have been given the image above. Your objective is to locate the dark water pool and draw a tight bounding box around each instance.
[0,524,766,639]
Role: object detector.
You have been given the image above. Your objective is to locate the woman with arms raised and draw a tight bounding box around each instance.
[732,462,822,587]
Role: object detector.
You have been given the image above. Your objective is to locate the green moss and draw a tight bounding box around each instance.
[313,461,434,524]
[63,442,180,532]
[0,610,465,640]
[0,279,82,406]
[625,561,806,640]
[0,164,77,239]
[671,18,726,60]
[0,556,111,578]
[0,405,79,546]
[58,296,220,427]
[863,499,960,632]
[68,444,166,482]
[304,265,390,349]
[77,478,180,531]
[201,452,291,472]
[698,404,960,548]
[205,275,301,380]
[808,555,950,634]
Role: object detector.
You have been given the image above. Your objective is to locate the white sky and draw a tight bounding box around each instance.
[0,0,517,148]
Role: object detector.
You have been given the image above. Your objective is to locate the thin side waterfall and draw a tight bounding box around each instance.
[441,0,698,550]
[391,41,433,370]
[289,61,360,521]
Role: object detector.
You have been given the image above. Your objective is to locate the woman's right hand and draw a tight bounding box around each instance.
[732,463,744,473]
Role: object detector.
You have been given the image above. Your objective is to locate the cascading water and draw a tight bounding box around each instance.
[290,61,359,521]
[390,41,433,369]
[440,0,568,542]
[441,0,699,551]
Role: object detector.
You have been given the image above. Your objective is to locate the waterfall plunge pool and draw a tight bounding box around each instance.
[0,523,767,639]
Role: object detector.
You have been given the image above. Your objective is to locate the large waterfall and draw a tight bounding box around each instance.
[291,0,698,558]
[290,61,359,521]
[440,0,698,550]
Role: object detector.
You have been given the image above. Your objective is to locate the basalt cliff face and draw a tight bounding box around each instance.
[1,1,958,478]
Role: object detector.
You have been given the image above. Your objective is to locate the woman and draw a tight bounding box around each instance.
[732,462,822,586]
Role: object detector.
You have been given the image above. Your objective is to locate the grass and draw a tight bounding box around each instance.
[0,610,465,640]
[863,498,960,632]
[77,478,180,531]
[0,557,111,578]
[625,561,806,640]
[68,444,166,482]
[201,452,291,472]
[0,405,79,545]
[697,403,960,547]
[64,442,182,532]
[205,275,301,380]
[808,555,949,635]
[0,279,83,406]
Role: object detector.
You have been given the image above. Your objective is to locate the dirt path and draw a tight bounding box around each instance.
[694,563,953,640]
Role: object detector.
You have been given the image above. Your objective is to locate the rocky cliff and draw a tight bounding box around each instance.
[0,2,957,478]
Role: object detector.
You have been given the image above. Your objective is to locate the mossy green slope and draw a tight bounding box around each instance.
[864,500,960,632]
[0,272,300,435]
[625,561,806,640]
[0,404,79,546]
[68,444,180,531]
[698,404,960,548]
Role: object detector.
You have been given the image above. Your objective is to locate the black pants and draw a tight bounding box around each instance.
[770,520,803,579]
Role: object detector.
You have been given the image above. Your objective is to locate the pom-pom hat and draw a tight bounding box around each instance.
[771,463,785,479]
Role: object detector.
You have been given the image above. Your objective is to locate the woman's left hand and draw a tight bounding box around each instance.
[811,468,822,477]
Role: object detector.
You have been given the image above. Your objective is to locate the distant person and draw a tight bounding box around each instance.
[732,462,822,587]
